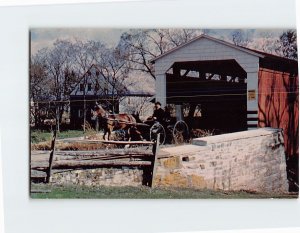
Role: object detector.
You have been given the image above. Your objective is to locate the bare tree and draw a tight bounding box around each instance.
[164,29,200,47]
[96,47,130,113]
[247,31,280,54]
[31,37,134,131]
[72,40,98,131]
[121,96,153,116]
[30,49,52,127]
[117,29,202,79]
[231,29,250,46]
[42,39,77,132]
[276,30,297,60]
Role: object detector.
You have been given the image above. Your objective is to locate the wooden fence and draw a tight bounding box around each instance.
[30,131,160,188]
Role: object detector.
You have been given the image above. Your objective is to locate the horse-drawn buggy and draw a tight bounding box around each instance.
[91,102,190,145]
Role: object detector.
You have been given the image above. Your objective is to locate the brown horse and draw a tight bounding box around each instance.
[91,103,137,140]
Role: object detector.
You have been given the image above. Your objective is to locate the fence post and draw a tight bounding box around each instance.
[95,117,99,132]
[45,128,57,183]
[150,134,160,188]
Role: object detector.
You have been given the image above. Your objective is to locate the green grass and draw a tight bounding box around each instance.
[31,130,85,143]
[57,130,85,139]
[30,183,298,199]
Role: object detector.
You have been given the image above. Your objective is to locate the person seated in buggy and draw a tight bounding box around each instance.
[145,101,171,125]
[152,101,165,123]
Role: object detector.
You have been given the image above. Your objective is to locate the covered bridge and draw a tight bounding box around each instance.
[151,34,298,157]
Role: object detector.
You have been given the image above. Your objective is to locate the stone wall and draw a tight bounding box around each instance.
[50,128,289,193]
[52,167,143,187]
[154,128,289,193]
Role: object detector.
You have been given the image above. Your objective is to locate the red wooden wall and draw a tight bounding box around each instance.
[258,68,299,157]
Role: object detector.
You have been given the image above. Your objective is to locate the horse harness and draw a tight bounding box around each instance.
[101,115,134,127]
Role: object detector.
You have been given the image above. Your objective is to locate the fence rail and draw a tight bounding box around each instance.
[31,131,160,187]
[56,139,155,145]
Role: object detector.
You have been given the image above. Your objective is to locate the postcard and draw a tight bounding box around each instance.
[29,28,298,199]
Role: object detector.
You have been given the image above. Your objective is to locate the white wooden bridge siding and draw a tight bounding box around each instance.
[154,37,259,129]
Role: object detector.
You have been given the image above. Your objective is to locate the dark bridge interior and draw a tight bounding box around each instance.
[166,59,247,133]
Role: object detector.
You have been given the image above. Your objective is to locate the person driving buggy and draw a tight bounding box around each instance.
[152,101,165,123]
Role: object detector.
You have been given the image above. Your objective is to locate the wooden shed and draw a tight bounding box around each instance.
[151,34,298,157]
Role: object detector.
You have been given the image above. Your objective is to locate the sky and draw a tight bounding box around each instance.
[30,28,288,55]
[31,28,127,54]
[30,28,291,93]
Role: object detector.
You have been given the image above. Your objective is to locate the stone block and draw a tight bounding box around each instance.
[189,174,207,188]
[157,172,188,187]
[162,156,182,169]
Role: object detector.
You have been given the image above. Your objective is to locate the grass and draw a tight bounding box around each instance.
[31,130,52,143]
[31,129,86,144]
[30,183,298,199]
[30,129,117,150]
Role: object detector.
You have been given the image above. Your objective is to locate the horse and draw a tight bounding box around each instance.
[91,103,139,141]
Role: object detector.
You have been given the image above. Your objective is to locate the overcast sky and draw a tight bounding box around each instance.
[30,28,288,55]
[31,28,127,54]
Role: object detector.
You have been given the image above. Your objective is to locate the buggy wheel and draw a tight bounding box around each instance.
[173,120,189,144]
[150,122,166,145]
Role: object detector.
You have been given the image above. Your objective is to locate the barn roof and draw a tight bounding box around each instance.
[242,46,298,74]
[150,34,298,74]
